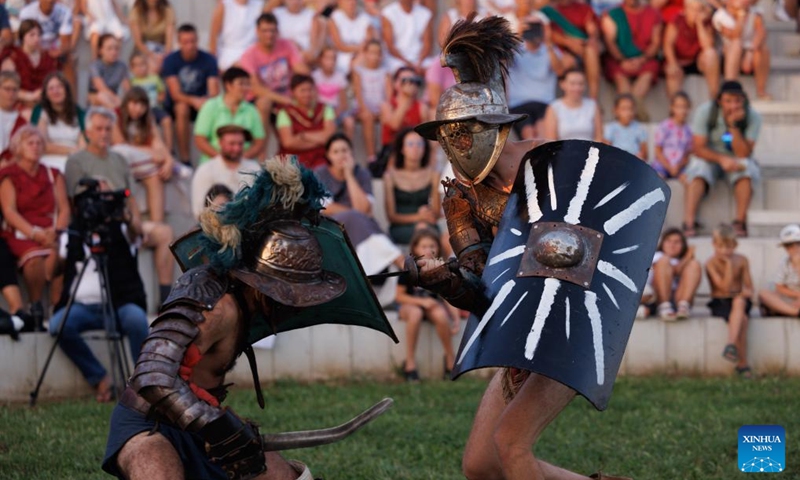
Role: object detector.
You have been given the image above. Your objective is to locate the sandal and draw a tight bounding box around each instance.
[732,220,748,238]
[682,222,698,238]
[736,365,754,379]
[722,344,739,363]
[658,302,677,321]
[676,301,691,319]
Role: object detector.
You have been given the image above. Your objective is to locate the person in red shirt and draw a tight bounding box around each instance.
[542,0,602,98]
[663,0,719,98]
[601,0,663,120]
[0,19,58,115]
[376,66,428,175]
[276,74,335,170]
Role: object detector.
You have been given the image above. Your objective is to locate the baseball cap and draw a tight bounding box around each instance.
[778,224,800,246]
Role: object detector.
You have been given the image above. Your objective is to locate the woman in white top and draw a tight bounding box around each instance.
[271,0,325,65]
[33,73,85,173]
[542,68,603,142]
[328,0,376,74]
[209,0,265,71]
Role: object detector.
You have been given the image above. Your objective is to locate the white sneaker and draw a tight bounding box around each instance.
[658,302,677,321]
[676,301,691,319]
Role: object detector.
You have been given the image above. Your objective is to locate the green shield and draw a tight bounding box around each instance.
[170,217,398,345]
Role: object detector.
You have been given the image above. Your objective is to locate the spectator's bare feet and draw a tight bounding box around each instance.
[95,376,113,403]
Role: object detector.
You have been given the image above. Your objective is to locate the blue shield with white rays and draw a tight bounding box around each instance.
[451,140,670,410]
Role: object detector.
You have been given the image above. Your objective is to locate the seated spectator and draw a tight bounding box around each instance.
[49,176,148,403]
[65,107,174,306]
[20,0,75,90]
[272,0,324,66]
[396,228,460,381]
[542,0,602,98]
[0,4,13,51]
[604,93,648,159]
[239,13,309,132]
[712,0,771,99]
[601,0,663,120]
[0,19,58,114]
[0,126,70,330]
[651,0,683,23]
[194,67,266,164]
[758,224,800,317]
[706,224,753,378]
[378,67,429,175]
[383,128,440,244]
[328,0,376,74]
[129,52,173,154]
[315,132,403,276]
[653,91,692,181]
[111,87,174,224]
[380,0,433,75]
[0,237,30,332]
[75,0,128,59]
[32,72,86,172]
[683,81,761,238]
[663,0,719,98]
[507,18,566,140]
[208,0,263,71]
[353,40,390,163]
[0,72,28,162]
[542,68,603,141]
[647,227,701,320]
[191,125,261,219]
[162,24,220,165]
[129,0,175,74]
[276,74,335,170]
[203,183,234,212]
[88,34,129,109]
[312,47,354,140]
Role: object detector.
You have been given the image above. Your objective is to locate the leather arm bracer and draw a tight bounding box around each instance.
[129,315,224,431]
[409,252,489,313]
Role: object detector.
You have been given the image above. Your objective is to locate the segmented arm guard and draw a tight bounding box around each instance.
[129,316,224,431]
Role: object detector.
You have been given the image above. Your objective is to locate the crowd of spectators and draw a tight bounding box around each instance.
[0,0,793,386]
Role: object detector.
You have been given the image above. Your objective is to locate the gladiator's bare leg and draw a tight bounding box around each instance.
[256,452,304,480]
[116,432,183,480]
[462,371,592,480]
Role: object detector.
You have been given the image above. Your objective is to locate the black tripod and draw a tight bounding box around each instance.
[30,232,131,407]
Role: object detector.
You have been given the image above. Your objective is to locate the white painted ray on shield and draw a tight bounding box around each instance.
[594,182,630,210]
[524,278,561,360]
[548,163,557,211]
[565,297,571,340]
[602,283,619,310]
[597,260,638,293]
[564,146,599,225]
[525,161,543,223]
[457,280,516,364]
[585,291,605,385]
[501,292,529,327]
[511,228,522,236]
[492,267,511,284]
[488,245,525,266]
[604,188,666,235]
[613,245,640,255]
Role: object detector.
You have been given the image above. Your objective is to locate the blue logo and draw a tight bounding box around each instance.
[739,425,786,473]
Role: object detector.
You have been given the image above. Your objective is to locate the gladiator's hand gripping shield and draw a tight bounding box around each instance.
[452,141,670,410]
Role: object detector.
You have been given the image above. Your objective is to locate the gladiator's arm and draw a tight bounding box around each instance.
[130,312,265,478]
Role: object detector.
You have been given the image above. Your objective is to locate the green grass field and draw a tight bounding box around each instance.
[0,375,797,479]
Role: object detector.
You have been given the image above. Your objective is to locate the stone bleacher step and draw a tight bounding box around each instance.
[748,209,800,236]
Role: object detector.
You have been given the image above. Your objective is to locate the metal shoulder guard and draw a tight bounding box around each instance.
[161,265,230,322]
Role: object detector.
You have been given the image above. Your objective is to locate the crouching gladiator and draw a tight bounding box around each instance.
[407,16,671,480]
[102,158,395,480]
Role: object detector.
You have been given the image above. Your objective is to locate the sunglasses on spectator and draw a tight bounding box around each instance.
[400,77,423,86]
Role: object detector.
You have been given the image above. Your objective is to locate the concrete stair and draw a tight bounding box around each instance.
[3,312,799,401]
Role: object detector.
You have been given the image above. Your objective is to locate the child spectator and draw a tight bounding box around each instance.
[129,51,173,154]
[352,39,390,164]
[758,224,800,317]
[604,93,648,159]
[111,87,174,224]
[88,33,129,109]
[312,47,355,140]
[653,91,693,181]
[712,0,771,99]
[706,224,754,378]
[649,227,702,320]
[75,0,127,60]
[396,228,461,381]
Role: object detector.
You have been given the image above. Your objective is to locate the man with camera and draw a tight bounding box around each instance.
[65,106,175,306]
[507,15,566,140]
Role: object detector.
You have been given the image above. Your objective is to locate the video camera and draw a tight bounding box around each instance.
[73,177,130,243]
